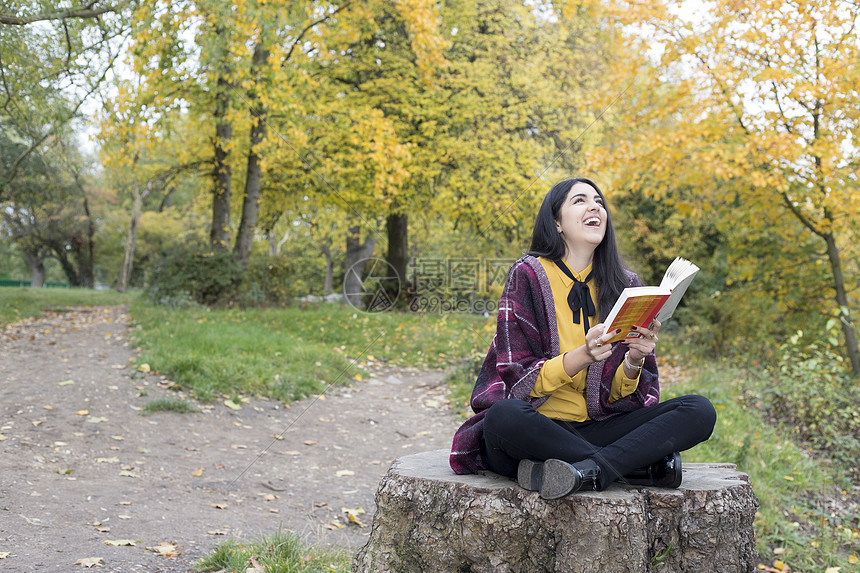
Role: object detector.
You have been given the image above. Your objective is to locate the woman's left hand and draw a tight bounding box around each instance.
[626,320,661,362]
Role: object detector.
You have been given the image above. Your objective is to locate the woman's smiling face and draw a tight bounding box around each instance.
[555,181,607,252]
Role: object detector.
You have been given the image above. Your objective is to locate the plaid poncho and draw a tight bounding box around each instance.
[449,255,660,475]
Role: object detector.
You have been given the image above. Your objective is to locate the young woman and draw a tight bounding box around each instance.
[450,178,716,499]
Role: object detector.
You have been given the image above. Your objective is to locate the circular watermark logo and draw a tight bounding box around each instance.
[343,257,401,313]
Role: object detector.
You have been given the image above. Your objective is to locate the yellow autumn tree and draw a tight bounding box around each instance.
[589,0,860,373]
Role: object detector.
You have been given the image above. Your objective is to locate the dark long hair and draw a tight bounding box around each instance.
[526,177,629,322]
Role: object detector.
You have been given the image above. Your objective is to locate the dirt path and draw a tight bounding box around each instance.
[0,306,463,572]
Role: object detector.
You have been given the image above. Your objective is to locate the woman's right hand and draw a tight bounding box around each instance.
[584,322,617,363]
[560,323,619,377]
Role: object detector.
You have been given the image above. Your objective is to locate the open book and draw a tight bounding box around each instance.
[601,257,700,344]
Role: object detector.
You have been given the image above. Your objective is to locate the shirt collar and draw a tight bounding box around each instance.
[554,259,593,287]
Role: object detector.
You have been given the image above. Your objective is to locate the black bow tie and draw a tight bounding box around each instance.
[553,259,595,335]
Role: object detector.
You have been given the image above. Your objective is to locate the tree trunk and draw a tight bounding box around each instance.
[117,187,144,293]
[211,74,233,252]
[268,232,277,257]
[51,246,81,287]
[320,240,333,295]
[78,192,95,288]
[354,450,759,573]
[386,212,409,296]
[233,41,269,269]
[824,231,860,374]
[25,251,45,287]
[343,224,378,310]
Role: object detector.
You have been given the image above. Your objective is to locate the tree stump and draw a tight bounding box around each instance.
[353,449,759,573]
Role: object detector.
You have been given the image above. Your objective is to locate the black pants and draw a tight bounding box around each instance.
[482,395,717,490]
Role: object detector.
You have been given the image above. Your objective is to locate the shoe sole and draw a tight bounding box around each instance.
[517,459,543,491]
[667,452,682,488]
[540,459,582,499]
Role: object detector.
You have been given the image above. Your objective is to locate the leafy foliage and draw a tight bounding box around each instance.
[754,327,860,475]
[589,0,860,372]
[144,244,243,307]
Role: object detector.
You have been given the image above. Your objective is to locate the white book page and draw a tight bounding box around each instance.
[655,258,699,323]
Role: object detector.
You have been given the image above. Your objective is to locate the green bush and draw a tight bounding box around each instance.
[754,325,860,476]
[239,255,312,307]
[144,245,243,306]
[144,243,334,309]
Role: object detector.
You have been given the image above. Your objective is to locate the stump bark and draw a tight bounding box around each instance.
[353,449,759,573]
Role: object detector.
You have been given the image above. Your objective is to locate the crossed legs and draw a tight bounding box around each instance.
[481,395,716,491]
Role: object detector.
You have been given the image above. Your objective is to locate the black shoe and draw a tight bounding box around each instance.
[622,452,682,488]
[516,459,543,491]
[539,459,601,499]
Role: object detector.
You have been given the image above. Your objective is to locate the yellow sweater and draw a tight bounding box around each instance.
[529,257,640,421]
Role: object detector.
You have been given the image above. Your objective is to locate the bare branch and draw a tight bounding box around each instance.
[779,188,822,237]
[0,3,120,26]
[1,30,122,194]
[285,2,353,63]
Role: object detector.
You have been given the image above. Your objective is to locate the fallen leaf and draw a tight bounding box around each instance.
[59,380,75,386]
[96,527,110,533]
[283,450,300,456]
[104,539,137,546]
[75,410,89,416]
[0,435,6,442]
[424,400,440,408]
[211,503,228,510]
[270,434,285,440]
[772,548,785,555]
[261,494,278,502]
[146,542,180,557]
[74,557,103,567]
[335,470,355,477]
[43,405,53,410]
[850,555,859,564]
[32,420,44,427]
[246,556,265,573]
[224,400,242,410]
[95,457,120,464]
[118,471,138,478]
[824,568,841,573]
[342,507,369,527]
[304,440,317,446]
[57,468,73,475]
[269,508,280,514]
[782,476,794,481]
[137,363,151,373]
[192,468,204,477]
[0,552,9,559]
[325,520,345,530]
[86,417,109,424]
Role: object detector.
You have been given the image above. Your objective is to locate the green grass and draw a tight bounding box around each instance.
[0,287,134,326]
[664,362,860,572]
[141,398,199,414]
[129,299,494,403]
[196,530,350,573]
